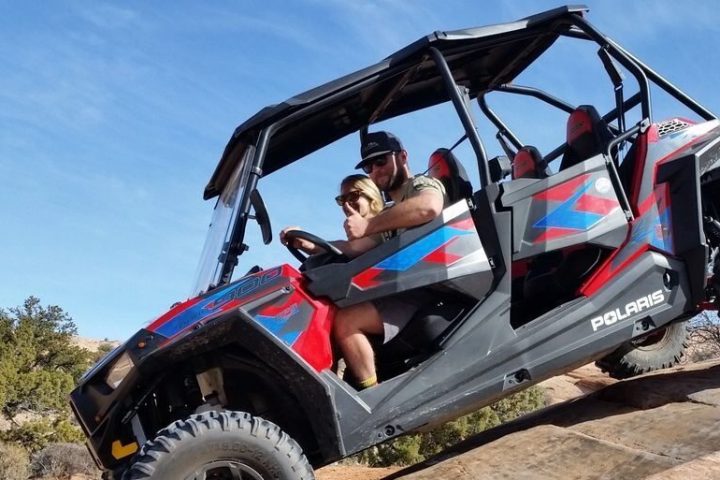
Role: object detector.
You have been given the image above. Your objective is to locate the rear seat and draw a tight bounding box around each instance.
[560,105,614,171]
[512,145,548,179]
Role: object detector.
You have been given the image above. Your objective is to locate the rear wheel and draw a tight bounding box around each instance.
[123,411,314,480]
[595,320,690,379]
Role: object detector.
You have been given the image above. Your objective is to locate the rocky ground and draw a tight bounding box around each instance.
[314,363,614,480]
[316,465,403,480]
[379,359,720,479]
[59,336,719,480]
[316,358,720,480]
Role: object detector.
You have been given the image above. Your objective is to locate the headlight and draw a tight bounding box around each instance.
[105,351,134,389]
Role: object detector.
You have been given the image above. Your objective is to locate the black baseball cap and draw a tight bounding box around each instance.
[355,131,404,169]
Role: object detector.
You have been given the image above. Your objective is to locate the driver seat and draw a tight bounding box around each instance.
[427,148,473,203]
[375,289,470,380]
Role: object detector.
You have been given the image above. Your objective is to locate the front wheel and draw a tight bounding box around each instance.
[595,320,690,380]
[123,411,314,480]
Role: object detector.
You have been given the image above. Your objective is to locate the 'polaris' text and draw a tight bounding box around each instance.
[590,290,664,332]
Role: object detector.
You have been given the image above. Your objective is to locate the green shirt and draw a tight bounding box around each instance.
[380,175,447,242]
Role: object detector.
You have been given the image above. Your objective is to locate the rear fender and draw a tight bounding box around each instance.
[699,135,720,203]
[654,134,720,307]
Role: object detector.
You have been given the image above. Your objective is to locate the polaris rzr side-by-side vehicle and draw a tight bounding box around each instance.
[71,6,720,479]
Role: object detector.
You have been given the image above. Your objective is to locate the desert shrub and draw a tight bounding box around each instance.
[31,442,99,478]
[0,297,93,457]
[94,342,116,362]
[492,384,545,422]
[1,418,84,452]
[0,441,29,480]
[0,297,91,421]
[356,386,544,466]
[689,311,720,362]
[53,418,86,444]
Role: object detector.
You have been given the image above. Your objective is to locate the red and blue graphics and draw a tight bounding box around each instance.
[352,213,484,291]
[247,286,334,371]
[579,119,720,297]
[146,265,334,371]
[581,188,674,297]
[634,183,673,253]
[530,173,621,244]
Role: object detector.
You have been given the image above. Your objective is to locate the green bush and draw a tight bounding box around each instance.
[94,342,116,362]
[357,386,545,467]
[31,442,100,479]
[0,297,91,421]
[0,297,92,455]
[1,418,85,452]
[0,441,29,480]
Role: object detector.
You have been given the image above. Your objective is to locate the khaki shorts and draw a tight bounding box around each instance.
[372,291,425,343]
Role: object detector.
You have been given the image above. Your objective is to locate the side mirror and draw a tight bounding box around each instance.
[250,189,272,245]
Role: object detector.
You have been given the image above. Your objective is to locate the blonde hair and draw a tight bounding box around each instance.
[340,174,384,216]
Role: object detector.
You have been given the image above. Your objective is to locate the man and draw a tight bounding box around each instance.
[280,131,447,389]
[334,131,447,389]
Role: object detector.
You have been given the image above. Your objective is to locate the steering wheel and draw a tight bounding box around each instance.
[283,230,344,263]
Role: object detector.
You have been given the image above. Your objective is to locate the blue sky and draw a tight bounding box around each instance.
[2,1,720,340]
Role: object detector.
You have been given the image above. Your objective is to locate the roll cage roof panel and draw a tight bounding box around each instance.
[204,4,716,200]
[204,5,589,199]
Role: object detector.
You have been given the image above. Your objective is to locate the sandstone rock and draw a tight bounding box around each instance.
[71,336,120,352]
[316,465,402,480]
[644,452,720,480]
[388,359,720,480]
[539,363,616,406]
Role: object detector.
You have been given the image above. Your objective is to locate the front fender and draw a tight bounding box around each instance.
[70,274,342,471]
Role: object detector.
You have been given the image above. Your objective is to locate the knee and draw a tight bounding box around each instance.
[333,308,355,341]
[335,303,384,341]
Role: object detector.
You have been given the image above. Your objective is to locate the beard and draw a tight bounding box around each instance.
[388,169,407,192]
[379,167,408,194]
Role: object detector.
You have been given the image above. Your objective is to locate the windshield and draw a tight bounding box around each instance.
[191,144,255,296]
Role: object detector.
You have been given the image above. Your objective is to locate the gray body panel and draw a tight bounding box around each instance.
[501,155,628,259]
[329,250,688,454]
[307,201,493,306]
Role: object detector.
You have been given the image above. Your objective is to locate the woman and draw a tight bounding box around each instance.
[335,174,384,219]
[281,174,384,254]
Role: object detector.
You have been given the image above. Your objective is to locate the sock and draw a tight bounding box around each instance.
[358,375,378,389]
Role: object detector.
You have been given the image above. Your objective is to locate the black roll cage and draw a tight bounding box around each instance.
[214,6,717,289]
[480,19,716,166]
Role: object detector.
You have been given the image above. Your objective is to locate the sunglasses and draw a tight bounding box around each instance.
[335,190,364,206]
[360,153,393,174]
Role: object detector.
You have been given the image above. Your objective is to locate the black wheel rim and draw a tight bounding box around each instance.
[184,460,265,480]
[632,328,669,350]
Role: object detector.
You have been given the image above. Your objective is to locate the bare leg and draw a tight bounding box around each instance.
[333,302,383,384]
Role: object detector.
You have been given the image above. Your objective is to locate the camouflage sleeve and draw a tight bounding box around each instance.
[407,175,446,199]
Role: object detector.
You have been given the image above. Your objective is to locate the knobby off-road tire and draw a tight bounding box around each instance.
[122,410,315,480]
[595,320,690,379]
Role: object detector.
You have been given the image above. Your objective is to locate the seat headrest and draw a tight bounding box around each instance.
[560,105,614,171]
[428,148,473,203]
[513,146,547,179]
[489,155,512,182]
